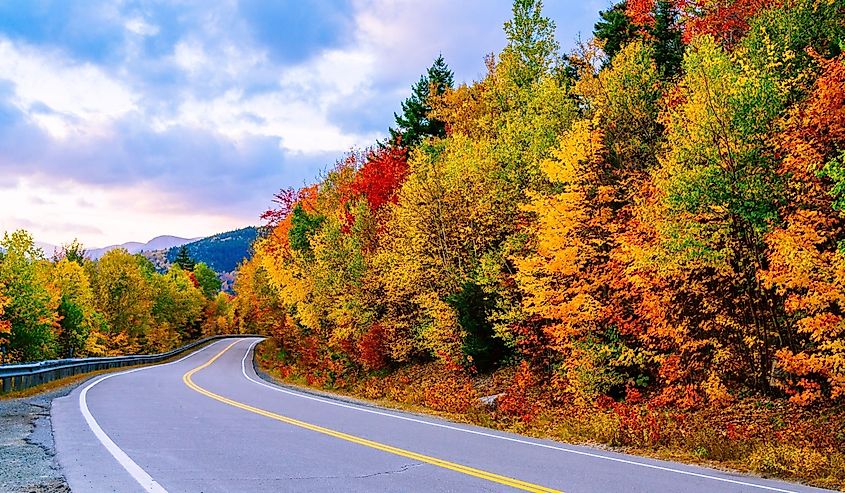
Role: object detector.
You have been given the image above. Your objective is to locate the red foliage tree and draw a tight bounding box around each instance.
[626,0,658,28]
[356,323,389,370]
[681,0,773,47]
[261,187,303,226]
[346,145,409,215]
[626,0,772,48]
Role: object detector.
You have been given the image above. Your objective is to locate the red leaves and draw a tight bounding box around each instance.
[261,188,301,226]
[496,361,542,423]
[356,323,389,370]
[343,145,409,220]
[681,0,773,47]
[187,272,200,289]
[261,184,321,227]
[625,0,772,48]
[626,0,658,29]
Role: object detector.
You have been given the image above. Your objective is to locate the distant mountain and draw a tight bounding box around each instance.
[141,227,259,283]
[0,240,57,256]
[34,241,59,256]
[88,235,200,259]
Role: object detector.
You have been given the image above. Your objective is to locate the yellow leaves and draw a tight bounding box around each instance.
[748,442,831,478]
[146,323,180,353]
[83,329,139,357]
[516,120,610,329]
[514,115,622,367]
[414,291,463,360]
[51,259,94,308]
[0,283,9,336]
[702,373,733,404]
[540,120,605,184]
[83,328,109,357]
[797,313,845,342]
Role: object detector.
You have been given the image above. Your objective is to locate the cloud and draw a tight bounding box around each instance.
[237,0,355,64]
[125,17,160,37]
[0,38,137,139]
[0,0,602,245]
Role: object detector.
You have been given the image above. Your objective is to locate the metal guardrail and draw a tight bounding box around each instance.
[0,334,261,395]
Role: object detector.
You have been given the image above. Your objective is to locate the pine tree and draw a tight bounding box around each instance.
[174,245,195,271]
[651,0,684,77]
[594,0,683,77]
[389,55,455,148]
[594,2,638,63]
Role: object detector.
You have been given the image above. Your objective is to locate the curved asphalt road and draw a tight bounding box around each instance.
[51,337,834,493]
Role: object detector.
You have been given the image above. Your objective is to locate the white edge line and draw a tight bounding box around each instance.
[239,339,801,493]
[79,339,230,493]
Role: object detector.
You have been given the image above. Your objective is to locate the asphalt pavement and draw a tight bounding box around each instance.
[50,337,836,493]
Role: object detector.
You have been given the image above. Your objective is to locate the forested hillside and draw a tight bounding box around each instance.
[236,0,845,487]
[0,232,237,363]
[163,227,258,273]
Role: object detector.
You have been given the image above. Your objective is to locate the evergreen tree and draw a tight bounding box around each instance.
[651,0,684,77]
[593,0,683,77]
[594,1,638,63]
[389,54,454,148]
[174,245,195,271]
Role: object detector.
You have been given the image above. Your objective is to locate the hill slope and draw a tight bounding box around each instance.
[156,227,259,273]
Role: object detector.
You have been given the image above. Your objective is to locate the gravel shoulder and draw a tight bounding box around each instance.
[0,382,83,493]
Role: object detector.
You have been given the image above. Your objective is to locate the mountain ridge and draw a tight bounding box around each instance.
[140,227,260,292]
[87,235,201,259]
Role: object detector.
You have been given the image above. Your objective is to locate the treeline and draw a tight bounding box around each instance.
[238,0,845,406]
[237,0,845,479]
[0,230,237,364]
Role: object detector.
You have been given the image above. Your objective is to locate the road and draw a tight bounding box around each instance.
[50,337,833,493]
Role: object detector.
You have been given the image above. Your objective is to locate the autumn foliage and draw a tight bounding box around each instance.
[0,231,239,363]
[232,0,845,486]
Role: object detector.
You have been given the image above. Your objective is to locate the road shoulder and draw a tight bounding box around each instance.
[0,382,79,493]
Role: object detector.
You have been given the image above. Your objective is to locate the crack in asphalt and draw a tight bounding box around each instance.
[357,462,424,478]
[269,462,424,481]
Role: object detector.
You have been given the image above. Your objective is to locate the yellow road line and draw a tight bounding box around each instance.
[182,340,562,493]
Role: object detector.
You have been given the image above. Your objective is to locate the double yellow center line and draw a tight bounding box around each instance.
[182,340,562,492]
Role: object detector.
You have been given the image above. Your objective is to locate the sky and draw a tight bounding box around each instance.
[0,0,607,248]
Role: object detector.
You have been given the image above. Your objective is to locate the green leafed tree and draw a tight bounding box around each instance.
[500,0,560,86]
[389,54,455,148]
[0,230,59,362]
[54,239,88,265]
[288,204,326,255]
[51,258,96,358]
[194,262,222,298]
[57,297,85,358]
